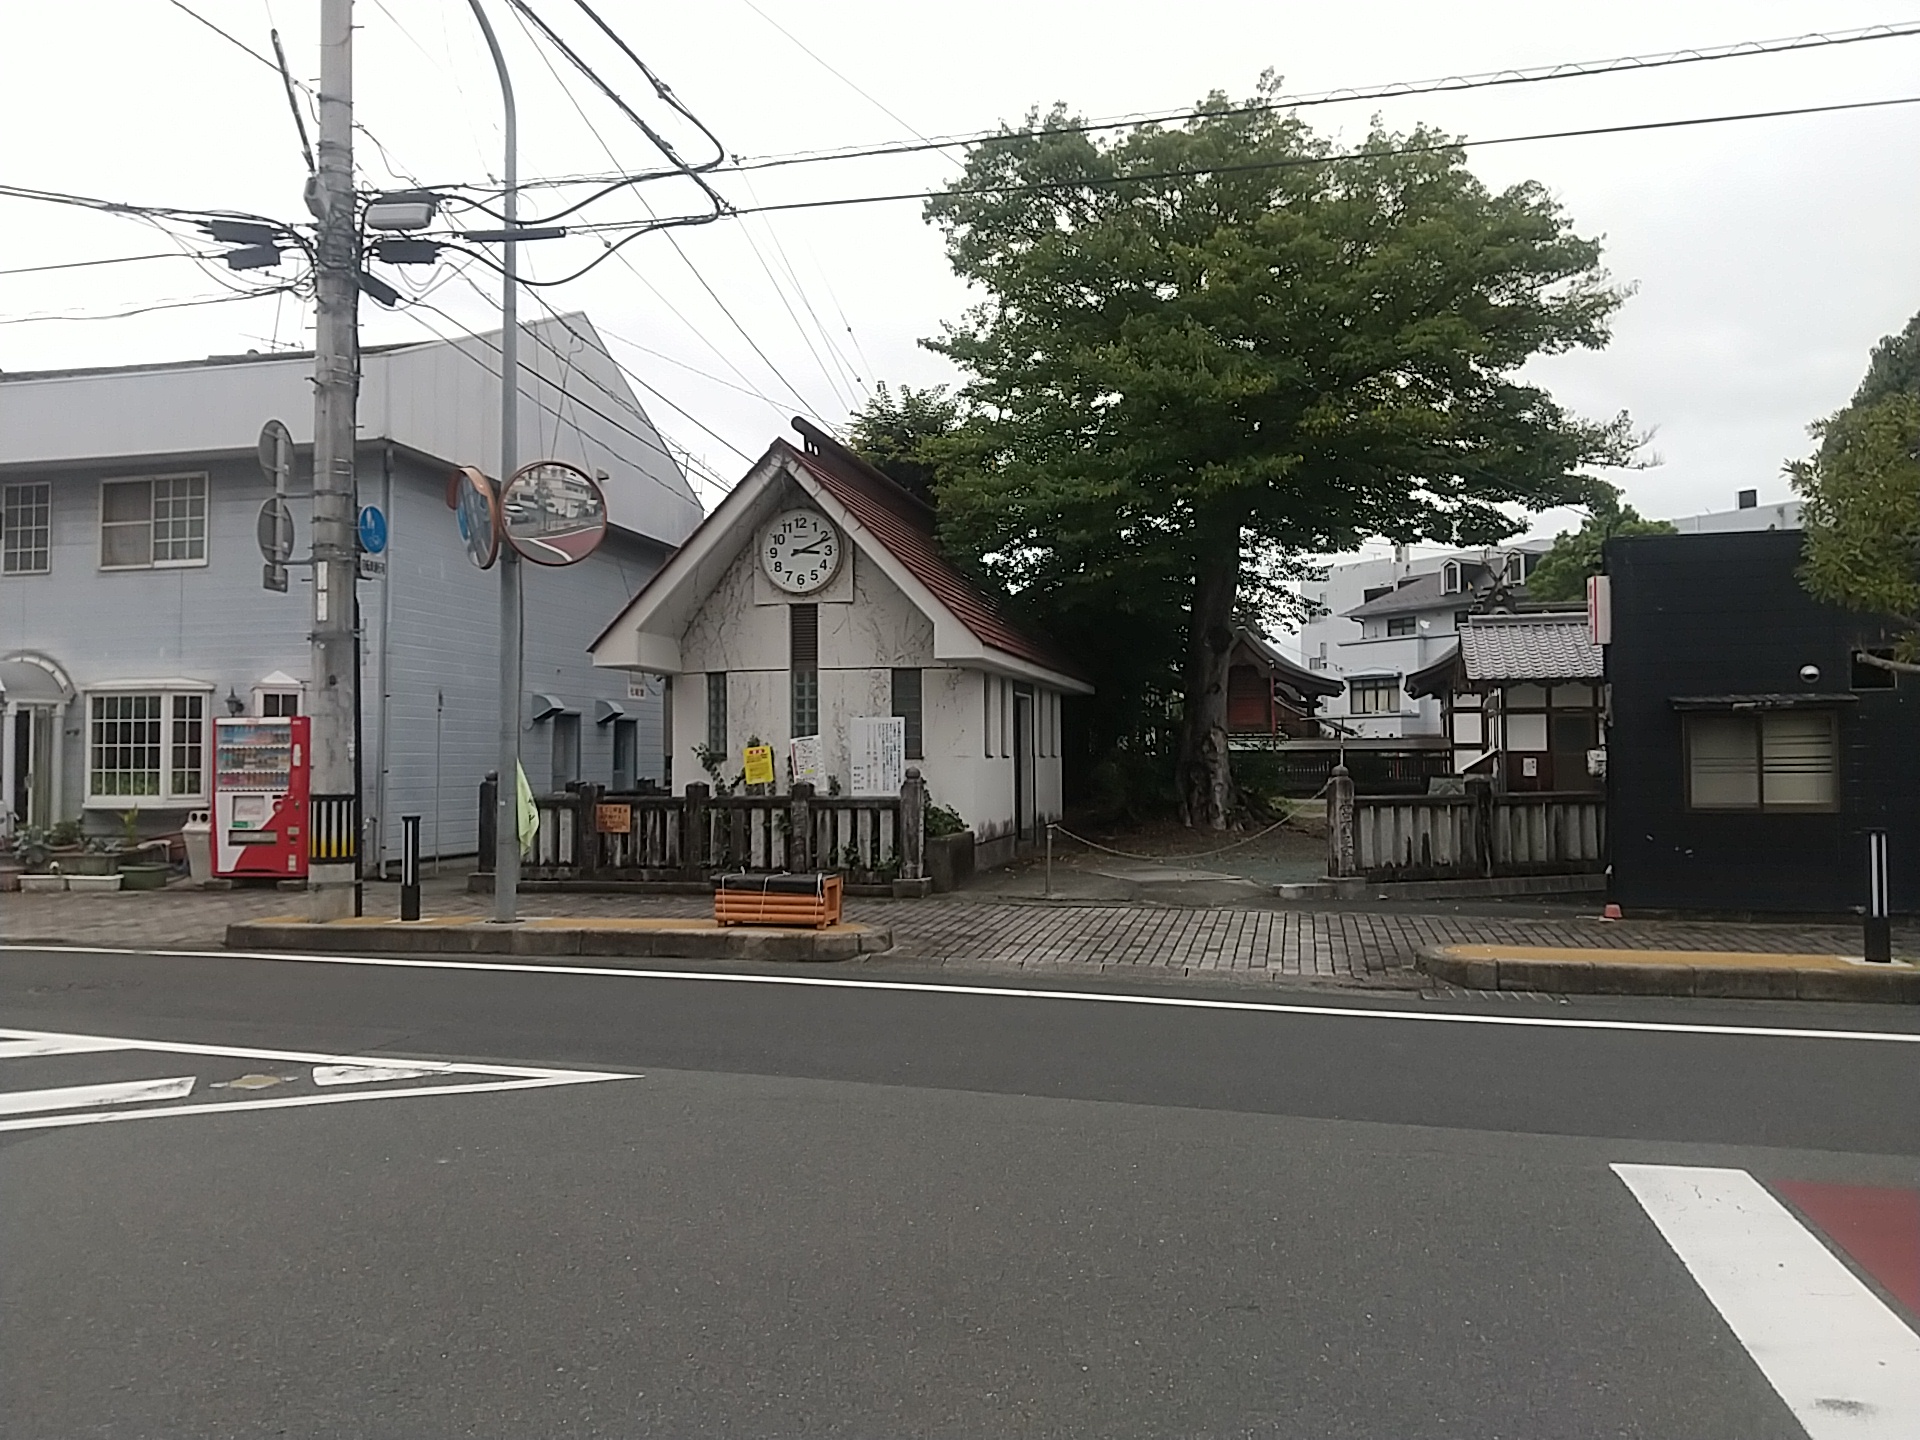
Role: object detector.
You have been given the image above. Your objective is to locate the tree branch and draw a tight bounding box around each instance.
[1853,651,1920,675]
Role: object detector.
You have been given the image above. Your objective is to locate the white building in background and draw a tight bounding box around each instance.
[1296,542,1552,741]
[1294,491,1806,744]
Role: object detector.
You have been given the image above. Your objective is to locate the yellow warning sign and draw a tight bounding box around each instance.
[742,744,775,787]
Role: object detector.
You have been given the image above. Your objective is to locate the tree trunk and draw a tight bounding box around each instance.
[1177,533,1240,831]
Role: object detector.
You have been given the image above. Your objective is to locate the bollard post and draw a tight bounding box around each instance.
[401,813,421,922]
[1045,822,1054,899]
[1865,828,1891,963]
[1326,764,1357,879]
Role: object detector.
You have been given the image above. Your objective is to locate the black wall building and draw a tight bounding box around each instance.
[1607,530,1918,916]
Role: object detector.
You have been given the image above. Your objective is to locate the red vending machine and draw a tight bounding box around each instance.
[213,716,310,880]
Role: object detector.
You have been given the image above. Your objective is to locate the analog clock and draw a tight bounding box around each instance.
[760,508,842,594]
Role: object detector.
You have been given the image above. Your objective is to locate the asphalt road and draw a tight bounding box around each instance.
[3,943,1919,1439]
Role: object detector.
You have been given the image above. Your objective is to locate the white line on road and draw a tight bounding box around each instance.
[0,1035,138,1059]
[313,1063,448,1087]
[0,1074,630,1134]
[0,1076,196,1117]
[1615,1163,1920,1437]
[13,943,1920,1048]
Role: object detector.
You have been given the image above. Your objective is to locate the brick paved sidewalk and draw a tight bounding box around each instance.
[5,880,1912,988]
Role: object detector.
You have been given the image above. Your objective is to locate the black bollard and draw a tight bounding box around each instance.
[401,813,422,922]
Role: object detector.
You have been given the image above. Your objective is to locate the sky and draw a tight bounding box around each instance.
[5,1,1920,542]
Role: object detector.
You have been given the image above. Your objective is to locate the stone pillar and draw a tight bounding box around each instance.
[1466,774,1494,878]
[1326,763,1357,878]
[788,781,813,873]
[684,782,711,878]
[899,767,927,882]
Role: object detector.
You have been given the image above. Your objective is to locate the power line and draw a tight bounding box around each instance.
[499,0,834,417]
[0,285,305,328]
[566,90,1920,234]
[0,250,216,279]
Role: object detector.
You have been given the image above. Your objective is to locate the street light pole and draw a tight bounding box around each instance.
[464,0,523,923]
[309,0,361,920]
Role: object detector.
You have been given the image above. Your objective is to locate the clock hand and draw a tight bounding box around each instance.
[789,540,830,556]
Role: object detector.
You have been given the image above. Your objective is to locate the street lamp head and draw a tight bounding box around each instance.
[365,191,440,232]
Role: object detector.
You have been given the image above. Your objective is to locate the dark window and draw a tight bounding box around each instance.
[612,718,638,791]
[706,673,727,753]
[891,668,923,758]
[1685,710,1836,812]
[790,605,820,738]
[1386,616,1417,637]
[261,692,299,717]
[1550,712,1597,754]
[1453,610,1472,628]
[550,713,581,793]
[1362,585,1393,603]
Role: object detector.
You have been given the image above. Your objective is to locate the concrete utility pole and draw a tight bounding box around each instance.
[309,0,361,919]
[465,0,523,923]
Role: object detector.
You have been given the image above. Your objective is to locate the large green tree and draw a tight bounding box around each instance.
[919,79,1634,827]
[1791,383,1920,669]
[1527,483,1675,604]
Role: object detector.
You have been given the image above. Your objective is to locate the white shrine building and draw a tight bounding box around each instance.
[589,420,1091,868]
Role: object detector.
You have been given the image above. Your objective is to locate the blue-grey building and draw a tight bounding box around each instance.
[0,314,701,872]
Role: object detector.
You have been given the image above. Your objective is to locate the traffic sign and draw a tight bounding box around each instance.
[357,505,388,555]
[453,466,500,570]
[257,496,294,564]
[257,419,294,490]
[500,459,608,566]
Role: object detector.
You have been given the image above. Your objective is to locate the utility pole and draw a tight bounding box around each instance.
[465,0,523,922]
[309,0,361,919]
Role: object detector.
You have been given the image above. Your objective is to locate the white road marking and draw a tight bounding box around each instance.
[0,1076,196,1116]
[12,943,1920,1048]
[313,1063,445,1087]
[1615,1163,1920,1437]
[0,1035,138,1059]
[0,1026,635,1132]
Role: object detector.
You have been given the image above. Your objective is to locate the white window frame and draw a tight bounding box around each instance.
[98,473,209,571]
[2,480,52,576]
[1441,560,1463,595]
[84,686,212,808]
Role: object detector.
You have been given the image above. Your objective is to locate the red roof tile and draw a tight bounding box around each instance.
[776,428,1086,684]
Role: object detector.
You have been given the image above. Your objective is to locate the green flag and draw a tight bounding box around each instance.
[515,762,539,858]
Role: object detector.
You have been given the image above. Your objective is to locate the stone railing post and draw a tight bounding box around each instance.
[576,783,603,879]
[1326,763,1357,878]
[1466,775,1495,878]
[788,782,813,873]
[899,767,927,881]
[684,782,711,879]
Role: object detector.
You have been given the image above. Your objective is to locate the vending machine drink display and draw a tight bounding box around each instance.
[213,716,310,879]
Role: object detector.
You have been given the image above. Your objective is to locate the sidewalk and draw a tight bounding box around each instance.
[5,875,1914,991]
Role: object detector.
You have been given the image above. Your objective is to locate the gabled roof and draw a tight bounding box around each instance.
[1461,612,1602,682]
[1404,611,1601,697]
[589,420,1091,692]
[1231,626,1344,700]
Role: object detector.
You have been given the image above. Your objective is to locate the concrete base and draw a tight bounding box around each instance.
[890,877,934,899]
[1276,873,1607,902]
[1421,943,1920,1003]
[227,915,891,964]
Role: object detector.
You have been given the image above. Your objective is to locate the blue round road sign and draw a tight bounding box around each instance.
[357,505,388,555]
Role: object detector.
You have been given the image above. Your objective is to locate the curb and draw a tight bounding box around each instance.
[225,920,892,964]
[1419,946,1920,1003]
[1276,874,1606,902]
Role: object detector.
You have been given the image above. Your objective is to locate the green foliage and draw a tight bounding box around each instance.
[917,76,1634,824]
[1527,483,1676,603]
[1848,312,1920,412]
[1790,392,1920,659]
[48,820,82,848]
[846,383,967,506]
[924,800,967,839]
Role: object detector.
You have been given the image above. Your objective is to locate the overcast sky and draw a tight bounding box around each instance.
[6,1,1920,541]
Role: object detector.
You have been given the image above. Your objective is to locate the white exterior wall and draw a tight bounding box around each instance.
[661,526,1062,844]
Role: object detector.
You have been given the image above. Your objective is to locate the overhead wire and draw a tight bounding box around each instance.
[0,285,305,327]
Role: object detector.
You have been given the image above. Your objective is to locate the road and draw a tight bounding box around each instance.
[3,942,1918,1439]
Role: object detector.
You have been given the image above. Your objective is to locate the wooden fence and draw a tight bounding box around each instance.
[477,776,923,887]
[1327,769,1604,882]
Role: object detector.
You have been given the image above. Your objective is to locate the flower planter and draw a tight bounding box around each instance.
[19,873,67,893]
[0,863,22,893]
[117,863,172,892]
[66,873,123,894]
[52,849,118,877]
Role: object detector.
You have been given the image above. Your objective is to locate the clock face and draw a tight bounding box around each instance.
[761,509,842,594]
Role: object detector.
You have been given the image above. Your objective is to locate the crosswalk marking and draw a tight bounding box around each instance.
[0,1076,197,1116]
[1615,1163,1920,1438]
[0,1027,634,1132]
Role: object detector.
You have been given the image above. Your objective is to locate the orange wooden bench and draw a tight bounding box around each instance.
[713,872,843,929]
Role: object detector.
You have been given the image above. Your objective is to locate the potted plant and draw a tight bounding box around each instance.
[113,807,171,890]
